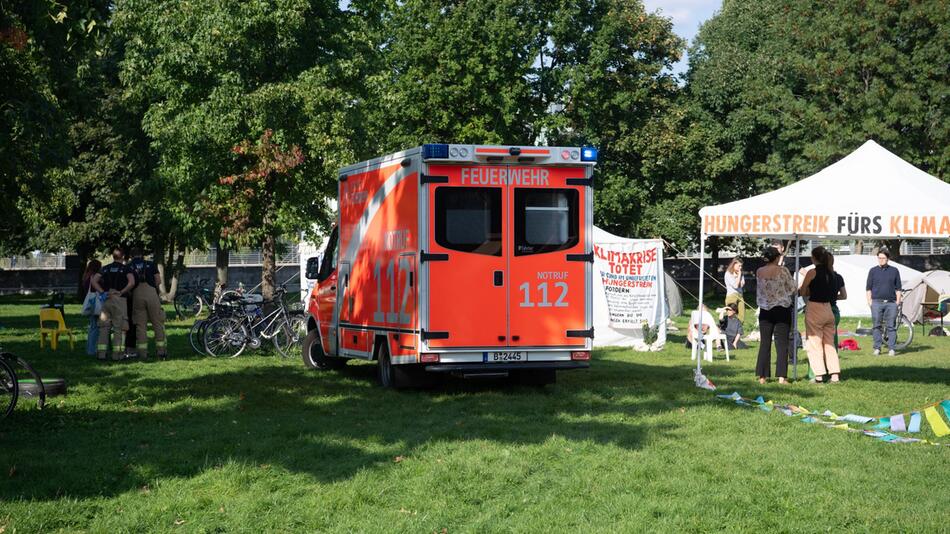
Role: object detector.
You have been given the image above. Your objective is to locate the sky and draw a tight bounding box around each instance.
[641,0,722,76]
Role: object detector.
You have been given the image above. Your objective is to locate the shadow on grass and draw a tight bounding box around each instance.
[844,364,950,385]
[0,351,728,501]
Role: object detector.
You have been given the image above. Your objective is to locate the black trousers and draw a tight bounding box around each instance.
[757,305,791,378]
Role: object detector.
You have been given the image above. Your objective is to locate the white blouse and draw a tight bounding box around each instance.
[756,269,797,310]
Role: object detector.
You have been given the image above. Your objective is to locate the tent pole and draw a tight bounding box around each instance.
[696,233,707,376]
[793,237,800,381]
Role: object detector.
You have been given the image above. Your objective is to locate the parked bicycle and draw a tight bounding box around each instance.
[202,286,302,358]
[175,278,217,319]
[0,351,48,418]
[881,289,914,351]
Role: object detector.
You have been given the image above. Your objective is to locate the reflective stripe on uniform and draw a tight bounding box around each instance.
[97,344,108,350]
[137,343,148,349]
[155,341,166,347]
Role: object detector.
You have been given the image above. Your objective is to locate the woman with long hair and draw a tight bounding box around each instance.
[724,258,746,323]
[755,247,797,384]
[82,259,103,356]
[800,246,842,383]
[826,253,847,348]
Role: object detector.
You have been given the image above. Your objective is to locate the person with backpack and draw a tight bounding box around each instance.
[91,247,135,360]
[129,247,168,360]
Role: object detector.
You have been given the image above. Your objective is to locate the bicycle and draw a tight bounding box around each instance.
[175,278,216,319]
[0,351,49,418]
[188,291,246,355]
[202,286,300,358]
[879,289,914,351]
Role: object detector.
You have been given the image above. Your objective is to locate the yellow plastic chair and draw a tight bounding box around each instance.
[39,308,75,350]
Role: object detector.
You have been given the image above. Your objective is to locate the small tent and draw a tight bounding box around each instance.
[901,270,950,324]
[829,255,921,317]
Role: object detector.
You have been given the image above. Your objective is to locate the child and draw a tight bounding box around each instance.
[720,303,747,350]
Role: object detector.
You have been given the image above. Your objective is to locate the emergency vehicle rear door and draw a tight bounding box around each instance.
[424,164,508,348]
[507,166,589,347]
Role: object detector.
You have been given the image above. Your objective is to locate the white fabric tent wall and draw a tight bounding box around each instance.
[901,270,950,323]
[828,255,921,317]
[592,227,670,348]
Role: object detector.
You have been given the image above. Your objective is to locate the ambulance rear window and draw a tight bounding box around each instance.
[515,189,578,256]
[435,187,502,256]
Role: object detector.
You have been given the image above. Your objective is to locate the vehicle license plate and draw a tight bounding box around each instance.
[489,351,526,362]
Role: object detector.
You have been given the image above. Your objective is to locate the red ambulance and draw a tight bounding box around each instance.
[302,144,597,387]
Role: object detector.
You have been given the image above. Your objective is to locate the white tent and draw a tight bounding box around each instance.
[701,140,950,240]
[901,270,950,324]
[694,140,950,380]
[827,255,921,317]
[592,227,672,349]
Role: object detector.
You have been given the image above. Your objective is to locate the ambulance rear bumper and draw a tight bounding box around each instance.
[423,361,589,373]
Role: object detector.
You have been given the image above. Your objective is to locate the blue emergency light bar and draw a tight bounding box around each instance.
[581,146,598,162]
[422,143,449,159]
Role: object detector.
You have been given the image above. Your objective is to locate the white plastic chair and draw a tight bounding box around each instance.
[689,310,730,362]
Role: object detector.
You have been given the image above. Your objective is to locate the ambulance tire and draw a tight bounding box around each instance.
[376,344,428,389]
[302,330,346,370]
[514,369,556,387]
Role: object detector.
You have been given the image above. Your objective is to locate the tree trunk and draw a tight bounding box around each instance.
[262,234,276,300]
[854,240,864,255]
[155,235,185,302]
[75,242,92,301]
[882,239,902,259]
[215,242,229,299]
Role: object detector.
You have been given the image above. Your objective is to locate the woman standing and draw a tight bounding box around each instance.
[724,258,746,323]
[755,247,797,384]
[827,253,847,349]
[82,259,102,356]
[800,247,842,383]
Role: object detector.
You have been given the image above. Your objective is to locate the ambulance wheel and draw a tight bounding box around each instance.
[302,330,345,370]
[514,369,556,387]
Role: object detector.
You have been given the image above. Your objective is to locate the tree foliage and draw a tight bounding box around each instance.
[656,0,950,252]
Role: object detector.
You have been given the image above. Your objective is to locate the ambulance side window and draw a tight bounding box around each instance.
[514,189,578,256]
[434,187,502,256]
[317,227,338,281]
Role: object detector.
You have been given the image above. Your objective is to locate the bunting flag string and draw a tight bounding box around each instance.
[714,391,950,446]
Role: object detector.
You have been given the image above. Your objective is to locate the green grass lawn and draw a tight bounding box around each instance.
[1,295,949,532]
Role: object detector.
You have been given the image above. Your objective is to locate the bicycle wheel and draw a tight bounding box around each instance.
[203,317,248,358]
[175,291,203,320]
[0,358,18,419]
[894,315,914,351]
[189,319,207,355]
[6,354,45,410]
[271,320,298,358]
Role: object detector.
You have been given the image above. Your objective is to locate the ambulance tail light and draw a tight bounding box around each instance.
[580,146,598,162]
[423,143,449,159]
[420,353,440,363]
[571,351,590,361]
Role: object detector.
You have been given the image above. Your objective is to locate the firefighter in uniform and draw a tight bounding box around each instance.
[129,247,167,359]
[91,246,135,360]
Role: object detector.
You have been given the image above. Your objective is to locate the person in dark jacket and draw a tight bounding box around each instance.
[866,248,902,356]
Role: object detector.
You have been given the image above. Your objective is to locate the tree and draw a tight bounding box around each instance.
[208,130,304,298]
[114,0,359,293]
[670,0,950,252]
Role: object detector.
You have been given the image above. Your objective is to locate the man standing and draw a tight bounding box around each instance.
[866,248,902,356]
[129,247,168,360]
[92,246,135,361]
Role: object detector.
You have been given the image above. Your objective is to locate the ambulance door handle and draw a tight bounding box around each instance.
[511,335,520,341]
[493,271,503,286]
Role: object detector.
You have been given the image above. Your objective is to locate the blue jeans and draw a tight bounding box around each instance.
[86,316,99,356]
[871,300,897,351]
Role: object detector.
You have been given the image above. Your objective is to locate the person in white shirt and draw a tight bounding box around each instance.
[723,258,746,323]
